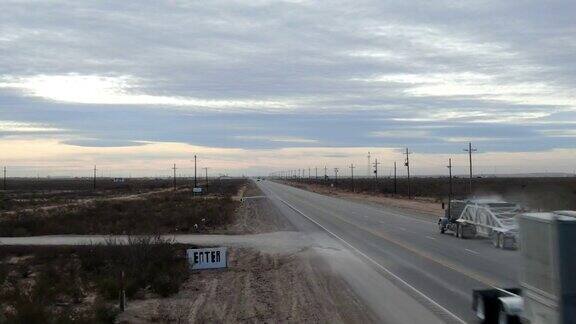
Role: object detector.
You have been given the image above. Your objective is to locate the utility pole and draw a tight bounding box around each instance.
[447,158,453,218]
[172,163,177,190]
[93,165,97,190]
[463,142,477,196]
[315,167,318,180]
[393,161,397,195]
[203,167,209,193]
[334,168,339,184]
[194,155,198,188]
[373,159,381,193]
[308,167,311,179]
[2,166,6,190]
[324,166,328,181]
[404,148,411,199]
[350,163,355,192]
[367,152,371,177]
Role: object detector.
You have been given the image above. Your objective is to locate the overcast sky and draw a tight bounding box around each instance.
[1,0,575,177]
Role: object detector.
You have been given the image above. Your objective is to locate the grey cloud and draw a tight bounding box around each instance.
[0,0,574,155]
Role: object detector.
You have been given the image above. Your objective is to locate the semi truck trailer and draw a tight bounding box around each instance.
[472,210,576,323]
[438,199,523,249]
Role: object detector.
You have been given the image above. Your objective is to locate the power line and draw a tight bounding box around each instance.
[93,165,97,190]
[447,158,453,218]
[203,167,209,193]
[404,148,412,199]
[393,161,397,195]
[350,163,355,192]
[373,158,381,193]
[367,151,371,177]
[193,155,198,188]
[172,163,177,190]
[463,142,477,196]
[334,167,339,184]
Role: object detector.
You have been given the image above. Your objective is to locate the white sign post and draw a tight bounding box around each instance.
[187,247,227,270]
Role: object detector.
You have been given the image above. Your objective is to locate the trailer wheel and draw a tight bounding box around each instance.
[457,224,467,239]
[498,308,508,324]
[439,222,446,234]
[475,296,485,320]
[497,302,520,324]
[492,232,499,248]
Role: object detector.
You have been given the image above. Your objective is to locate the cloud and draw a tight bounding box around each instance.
[0,74,296,110]
[233,135,318,143]
[0,120,63,133]
[0,0,575,174]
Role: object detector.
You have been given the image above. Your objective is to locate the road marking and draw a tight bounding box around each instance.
[379,221,386,224]
[270,191,466,324]
[399,227,406,231]
[260,181,519,312]
[425,236,436,240]
[242,195,267,200]
[465,249,479,255]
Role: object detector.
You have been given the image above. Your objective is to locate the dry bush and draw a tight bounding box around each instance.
[0,236,190,323]
[0,180,245,236]
[289,177,576,210]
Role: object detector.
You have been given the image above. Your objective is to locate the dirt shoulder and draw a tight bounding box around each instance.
[224,180,294,234]
[286,181,444,219]
[118,247,375,324]
[118,180,378,323]
[2,179,379,323]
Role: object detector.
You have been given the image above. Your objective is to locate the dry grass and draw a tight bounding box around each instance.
[286,177,576,210]
[0,237,190,323]
[0,180,245,237]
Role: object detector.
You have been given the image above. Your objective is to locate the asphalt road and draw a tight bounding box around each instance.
[257,180,521,323]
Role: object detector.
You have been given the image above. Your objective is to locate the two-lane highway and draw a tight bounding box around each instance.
[257,180,521,323]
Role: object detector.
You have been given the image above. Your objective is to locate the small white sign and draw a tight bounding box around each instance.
[187,247,227,270]
[193,187,203,193]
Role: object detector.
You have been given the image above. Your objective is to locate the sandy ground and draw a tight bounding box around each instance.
[226,182,294,234]
[0,187,182,217]
[117,248,375,324]
[290,182,444,219]
[116,180,377,323]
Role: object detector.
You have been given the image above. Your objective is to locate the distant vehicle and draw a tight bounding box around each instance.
[472,211,576,323]
[438,199,523,249]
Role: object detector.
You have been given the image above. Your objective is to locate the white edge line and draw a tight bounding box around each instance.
[426,236,436,240]
[465,249,479,255]
[270,191,467,324]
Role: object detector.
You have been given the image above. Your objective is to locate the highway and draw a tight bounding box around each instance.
[257,180,522,323]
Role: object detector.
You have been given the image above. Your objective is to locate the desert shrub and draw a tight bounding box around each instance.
[0,182,242,236]
[0,238,189,323]
[287,177,576,210]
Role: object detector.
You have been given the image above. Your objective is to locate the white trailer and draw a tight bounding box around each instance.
[438,199,523,249]
[472,211,576,324]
